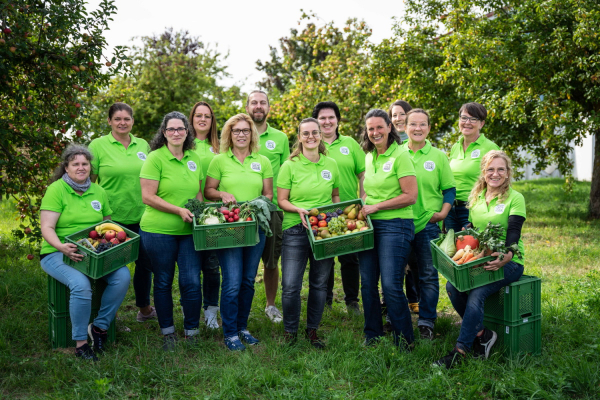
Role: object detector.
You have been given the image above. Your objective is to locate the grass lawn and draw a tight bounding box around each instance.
[0,178,599,399]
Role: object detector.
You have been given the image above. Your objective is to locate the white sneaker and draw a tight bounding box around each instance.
[265,305,283,323]
[204,306,220,329]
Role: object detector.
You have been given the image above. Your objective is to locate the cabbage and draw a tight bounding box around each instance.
[438,229,456,257]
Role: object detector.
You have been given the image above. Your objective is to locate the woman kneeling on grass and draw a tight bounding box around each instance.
[434,150,526,369]
[40,144,130,361]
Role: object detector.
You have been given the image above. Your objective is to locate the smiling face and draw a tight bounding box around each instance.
[316,108,338,140]
[163,118,187,147]
[459,110,485,140]
[298,121,321,151]
[246,92,269,124]
[107,110,134,136]
[484,157,508,190]
[65,154,91,184]
[391,105,407,132]
[192,105,212,136]
[231,120,252,151]
[366,116,391,151]
[406,112,430,146]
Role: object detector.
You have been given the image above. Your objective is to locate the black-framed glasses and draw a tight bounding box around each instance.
[165,127,187,134]
[232,128,251,136]
[459,115,480,123]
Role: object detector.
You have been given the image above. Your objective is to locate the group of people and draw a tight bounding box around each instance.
[39,91,526,369]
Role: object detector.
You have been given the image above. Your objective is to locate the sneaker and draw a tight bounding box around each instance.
[204,306,220,329]
[419,325,434,341]
[408,303,420,314]
[305,328,325,350]
[88,323,108,354]
[265,305,283,323]
[137,307,157,323]
[473,328,497,359]
[75,343,98,361]
[283,331,298,345]
[224,335,246,351]
[162,333,177,352]
[238,329,260,346]
[363,337,382,347]
[346,301,361,315]
[433,347,466,369]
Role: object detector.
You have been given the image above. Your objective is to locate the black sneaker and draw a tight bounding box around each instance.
[75,343,98,361]
[433,348,466,369]
[346,301,361,315]
[305,328,325,349]
[162,333,177,352]
[88,323,108,354]
[473,328,497,359]
[419,325,434,341]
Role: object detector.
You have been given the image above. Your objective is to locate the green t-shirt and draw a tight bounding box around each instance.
[277,154,340,231]
[469,188,526,265]
[363,141,416,220]
[449,134,500,201]
[403,140,456,234]
[40,180,112,254]
[88,133,150,224]
[193,138,217,195]
[323,135,365,202]
[258,124,290,208]
[139,146,204,235]
[206,149,273,202]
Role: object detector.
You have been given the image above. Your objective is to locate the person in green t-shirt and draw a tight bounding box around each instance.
[446,102,500,232]
[312,101,365,315]
[88,102,156,328]
[358,109,418,348]
[278,118,340,349]
[204,113,273,351]
[40,145,130,361]
[435,151,526,369]
[139,112,204,351]
[188,101,221,330]
[403,109,456,341]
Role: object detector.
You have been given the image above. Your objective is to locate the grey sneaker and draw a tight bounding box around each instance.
[473,328,497,359]
[204,306,220,329]
[265,305,283,323]
[162,333,177,352]
[137,307,157,323]
[419,325,434,341]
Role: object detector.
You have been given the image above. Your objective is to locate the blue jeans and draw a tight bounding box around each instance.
[281,224,333,333]
[41,252,130,340]
[447,261,524,351]
[411,222,441,328]
[140,230,202,336]
[216,231,266,338]
[200,250,220,308]
[117,222,153,308]
[444,203,470,233]
[359,218,415,346]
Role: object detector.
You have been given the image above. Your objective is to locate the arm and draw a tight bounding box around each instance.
[332,188,340,204]
[204,176,236,204]
[141,178,194,223]
[262,178,274,201]
[40,210,83,262]
[361,175,418,216]
[277,187,309,229]
[485,215,526,270]
[430,187,456,223]
[357,172,365,199]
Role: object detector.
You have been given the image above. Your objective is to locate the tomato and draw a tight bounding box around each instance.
[245,217,253,221]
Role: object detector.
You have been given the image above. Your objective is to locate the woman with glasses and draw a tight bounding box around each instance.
[446,102,499,232]
[189,101,221,329]
[277,118,340,349]
[139,111,204,351]
[435,150,525,368]
[204,113,273,351]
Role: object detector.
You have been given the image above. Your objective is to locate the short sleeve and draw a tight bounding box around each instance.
[353,139,366,175]
[395,151,416,180]
[439,154,456,191]
[262,156,274,179]
[206,156,222,180]
[40,183,64,213]
[88,140,100,174]
[277,161,292,189]
[509,191,527,218]
[139,151,162,181]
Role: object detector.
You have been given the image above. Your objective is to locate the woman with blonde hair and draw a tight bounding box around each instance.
[435,150,526,369]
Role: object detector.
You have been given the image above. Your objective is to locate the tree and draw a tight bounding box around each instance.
[0,0,128,243]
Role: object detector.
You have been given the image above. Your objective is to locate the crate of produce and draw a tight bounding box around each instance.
[192,202,259,251]
[484,314,541,356]
[430,229,500,292]
[304,199,374,260]
[48,275,107,315]
[48,307,116,349]
[63,221,140,279]
[484,275,542,323]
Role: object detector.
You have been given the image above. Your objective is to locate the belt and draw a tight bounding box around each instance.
[454,200,468,207]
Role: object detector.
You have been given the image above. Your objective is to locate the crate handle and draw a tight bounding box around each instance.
[110,257,126,269]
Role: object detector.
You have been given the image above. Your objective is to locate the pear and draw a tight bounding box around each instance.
[357,211,365,221]
[309,208,320,216]
[347,208,357,220]
[343,204,356,214]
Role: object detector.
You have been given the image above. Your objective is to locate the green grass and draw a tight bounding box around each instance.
[1,178,599,399]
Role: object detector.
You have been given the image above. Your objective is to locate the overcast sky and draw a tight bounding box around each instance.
[87,0,403,90]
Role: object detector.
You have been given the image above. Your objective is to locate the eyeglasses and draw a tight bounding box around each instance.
[486,168,507,175]
[165,127,187,134]
[459,115,480,123]
[232,128,252,136]
[300,131,321,138]
[407,122,428,128]
[194,114,212,119]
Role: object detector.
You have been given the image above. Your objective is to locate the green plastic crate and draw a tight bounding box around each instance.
[48,275,106,314]
[484,315,542,356]
[430,229,500,292]
[192,202,259,251]
[48,307,116,349]
[304,199,374,260]
[63,222,140,279]
[484,275,542,323]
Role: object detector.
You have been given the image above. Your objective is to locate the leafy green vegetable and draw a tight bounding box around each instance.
[438,229,456,257]
[184,199,210,220]
[474,222,523,261]
[242,196,275,237]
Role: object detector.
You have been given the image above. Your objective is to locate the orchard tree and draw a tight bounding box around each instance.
[0,0,128,243]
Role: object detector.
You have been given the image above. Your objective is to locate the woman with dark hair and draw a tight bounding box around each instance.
[40,144,130,361]
[277,118,340,349]
[139,111,204,351]
[311,101,364,315]
[358,109,418,348]
[89,102,156,326]
[446,102,500,232]
[388,100,413,142]
[189,101,221,330]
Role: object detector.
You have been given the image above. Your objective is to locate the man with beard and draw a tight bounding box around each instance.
[246,90,290,323]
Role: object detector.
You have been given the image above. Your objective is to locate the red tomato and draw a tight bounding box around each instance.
[245,217,253,221]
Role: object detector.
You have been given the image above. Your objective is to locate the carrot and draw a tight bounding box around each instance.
[463,252,475,263]
[456,249,473,265]
[470,251,483,262]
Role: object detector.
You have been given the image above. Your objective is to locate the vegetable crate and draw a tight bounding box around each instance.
[192,202,259,251]
[430,230,500,292]
[484,275,542,323]
[48,308,116,349]
[63,222,140,279]
[48,274,106,315]
[484,314,542,356]
[304,199,374,261]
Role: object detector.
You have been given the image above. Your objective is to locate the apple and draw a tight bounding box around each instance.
[318,220,328,228]
[104,230,116,241]
[105,61,112,67]
[71,65,80,72]
[9,46,16,53]
[109,238,120,245]
[89,230,99,240]
[24,227,32,234]
[98,238,107,244]
[0,39,5,44]
[116,231,127,242]
[346,220,357,231]
[356,220,366,229]
[75,103,81,108]
[3,28,11,34]
[75,130,83,137]
[27,254,34,260]
[359,226,370,231]
[309,216,318,226]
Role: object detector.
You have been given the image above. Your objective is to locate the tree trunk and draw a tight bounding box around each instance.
[590,129,600,219]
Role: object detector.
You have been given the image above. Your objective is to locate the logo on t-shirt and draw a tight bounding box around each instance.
[251,162,262,172]
[495,204,506,214]
[187,161,197,172]
[321,170,332,180]
[382,160,394,173]
[340,146,350,155]
[90,200,102,211]
[209,147,215,154]
[424,161,436,171]
[137,152,147,161]
[265,140,276,150]
[471,149,481,159]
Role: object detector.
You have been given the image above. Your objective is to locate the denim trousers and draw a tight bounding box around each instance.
[411,222,441,329]
[116,222,153,309]
[215,231,266,338]
[447,260,524,351]
[41,251,130,340]
[326,252,360,305]
[200,250,220,308]
[444,203,470,233]
[140,230,201,336]
[358,218,415,346]
[281,224,333,333]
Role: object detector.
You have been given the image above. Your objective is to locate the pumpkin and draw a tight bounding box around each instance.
[456,235,479,251]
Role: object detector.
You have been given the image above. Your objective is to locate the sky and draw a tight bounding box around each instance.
[87,0,403,90]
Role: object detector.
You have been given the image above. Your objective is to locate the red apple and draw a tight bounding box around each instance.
[24,227,32,234]
[105,61,112,67]
[116,231,127,242]
[27,254,34,260]
[3,28,11,34]
[347,220,357,231]
[75,130,83,137]
[104,230,116,241]
[109,238,120,245]
[89,230,99,240]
